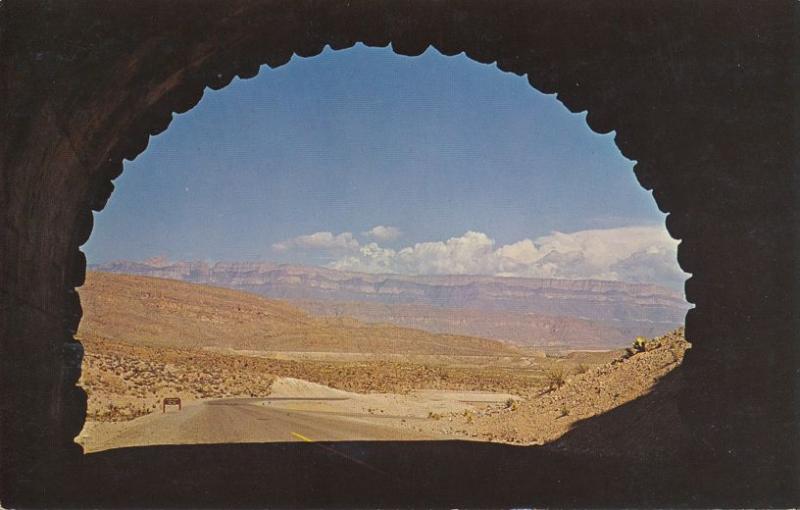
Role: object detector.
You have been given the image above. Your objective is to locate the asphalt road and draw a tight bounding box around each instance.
[84,398,436,451]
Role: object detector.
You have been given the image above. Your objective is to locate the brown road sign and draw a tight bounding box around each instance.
[162,397,182,413]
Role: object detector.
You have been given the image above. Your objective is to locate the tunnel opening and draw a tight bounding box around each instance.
[75,43,691,456]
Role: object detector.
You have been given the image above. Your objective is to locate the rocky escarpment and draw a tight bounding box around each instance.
[291,300,672,350]
[95,260,689,319]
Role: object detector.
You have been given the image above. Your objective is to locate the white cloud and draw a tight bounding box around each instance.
[363,225,402,241]
[272,231,359,253]
[394,231,496,275]
[333,242,398,273]
[329,226,686,288]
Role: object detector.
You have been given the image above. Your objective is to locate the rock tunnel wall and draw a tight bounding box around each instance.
[1,0,797,504]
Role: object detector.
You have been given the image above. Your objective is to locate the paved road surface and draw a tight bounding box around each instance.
[83,397,439,451]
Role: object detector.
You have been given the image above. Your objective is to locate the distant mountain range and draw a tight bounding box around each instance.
[89,260,690,348]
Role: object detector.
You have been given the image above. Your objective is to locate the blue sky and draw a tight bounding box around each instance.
[85,44,685,288]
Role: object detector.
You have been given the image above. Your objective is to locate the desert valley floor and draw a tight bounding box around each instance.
[77,271,690,460]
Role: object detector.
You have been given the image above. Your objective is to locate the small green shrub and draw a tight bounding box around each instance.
[545,366,566,391]
[626,336,648,357]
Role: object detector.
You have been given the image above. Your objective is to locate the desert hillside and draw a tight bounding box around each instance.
[439,329,691,458]
[78,271,523,356]
[92,260,689,347]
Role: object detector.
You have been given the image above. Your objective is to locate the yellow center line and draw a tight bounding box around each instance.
[291,431,313,442]
[290,431,390,477]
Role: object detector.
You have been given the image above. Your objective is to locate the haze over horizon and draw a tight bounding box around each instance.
[85,44,687,289]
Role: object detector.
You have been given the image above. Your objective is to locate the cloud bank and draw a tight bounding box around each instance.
[272,231,359,252]
[273,226,686,288]
[363,225,402,241]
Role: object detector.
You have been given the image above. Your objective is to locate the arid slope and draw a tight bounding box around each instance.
[443,329,691,458]
[78,272,522,356]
